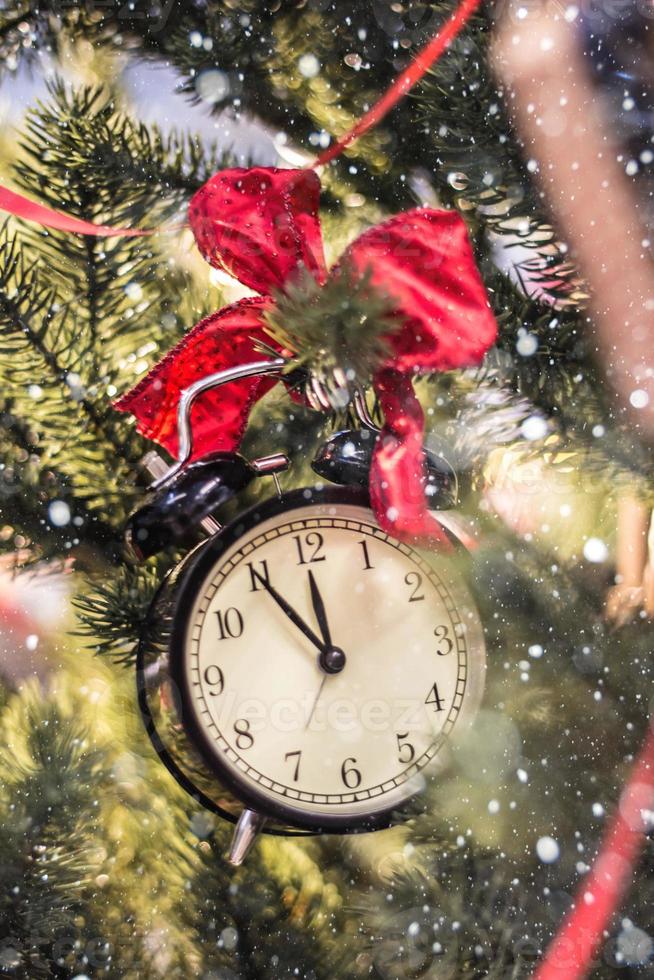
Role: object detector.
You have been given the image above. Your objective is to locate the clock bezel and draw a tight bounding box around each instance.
[168,485,484,833]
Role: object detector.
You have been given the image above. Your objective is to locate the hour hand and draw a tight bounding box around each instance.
[308,570,346,675]
[308,569,332,647]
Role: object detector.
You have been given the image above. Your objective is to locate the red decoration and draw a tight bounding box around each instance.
[313,0,483,167]
[0,185,149,237]
[533,721,654,980]
[116,167,497,548]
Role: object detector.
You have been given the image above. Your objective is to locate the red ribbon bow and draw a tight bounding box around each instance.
[115,167,497,547]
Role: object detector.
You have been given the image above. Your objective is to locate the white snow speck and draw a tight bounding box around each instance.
[617,925,653,965]
[583,537,608,563]
[48,500,71,527]
[521,415,548,441]
[536,836,560,863]
[196,69,231,104]
[630,389,649,409]
[220,927,239,951]
[124,281,143,301]
[516,330,538,356]
[298,54,320,78]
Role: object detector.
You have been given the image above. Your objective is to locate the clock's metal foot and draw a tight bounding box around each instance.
[227,809,266,866]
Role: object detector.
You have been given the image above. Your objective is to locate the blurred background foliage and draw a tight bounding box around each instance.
[0,2,651,978]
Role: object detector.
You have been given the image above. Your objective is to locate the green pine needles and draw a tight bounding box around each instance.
[264,264,398,392]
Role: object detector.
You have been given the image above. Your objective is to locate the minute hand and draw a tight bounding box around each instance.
[255,575,327,653]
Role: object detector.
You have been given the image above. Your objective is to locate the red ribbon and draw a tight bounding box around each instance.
[312,0,483,168]
[115,167,497,548]
[0,0,482,236]
[0,185,149,237]
[533,722,654,980]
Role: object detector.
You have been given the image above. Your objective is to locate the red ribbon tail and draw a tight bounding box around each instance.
[0,185,151,237]
[370,369,453,552]
[533,720,654,980]
[312,0,482,168]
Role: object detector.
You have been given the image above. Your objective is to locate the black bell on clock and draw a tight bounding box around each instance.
[125,451,290,561]
[125,452,255,561]
[312,429,458,509]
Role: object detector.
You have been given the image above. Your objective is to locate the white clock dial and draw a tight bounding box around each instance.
[182,501,485,825]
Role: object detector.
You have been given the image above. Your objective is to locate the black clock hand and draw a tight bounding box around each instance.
[308,569,332,647]
[304,570,345,729]
[254,574,326,654]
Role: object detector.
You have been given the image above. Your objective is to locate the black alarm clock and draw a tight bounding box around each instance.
[128,361,486,864]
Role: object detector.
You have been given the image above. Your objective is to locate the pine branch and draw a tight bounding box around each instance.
[413,3,569,261]
[178,831,351,980]
[0,400,121,563]
[485,272,606,432]
[264,265,398,392]
[0,2,444,211]
[74,560,171,665]
[0,80,237,561]
[0,685,110,977]
[353,854,545,979]
[0,224,147,523]
[16,79,232,224]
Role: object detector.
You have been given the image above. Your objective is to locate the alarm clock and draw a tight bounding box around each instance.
[128,360,486,864]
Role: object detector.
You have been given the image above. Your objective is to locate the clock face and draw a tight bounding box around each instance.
[173,493,485,830]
